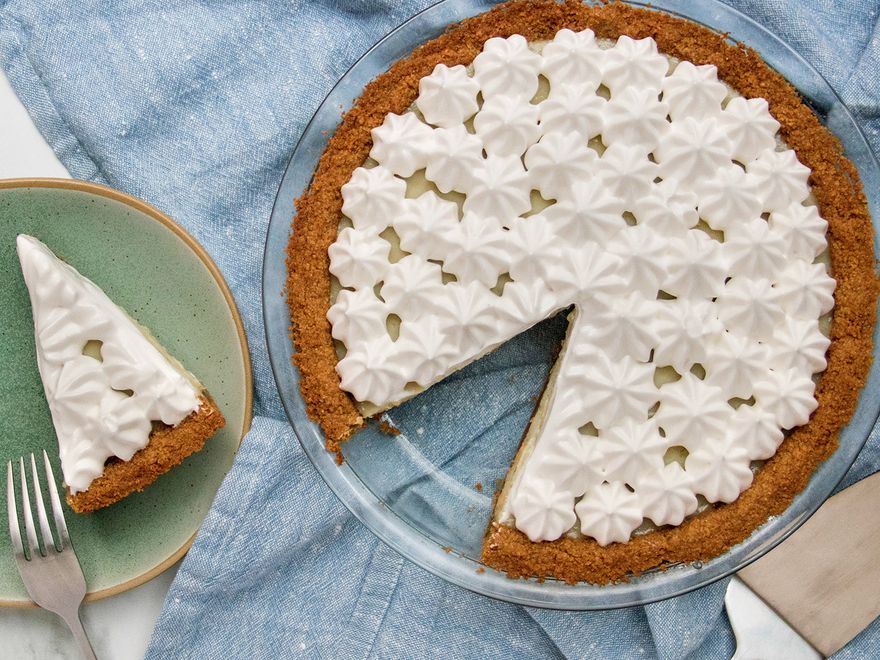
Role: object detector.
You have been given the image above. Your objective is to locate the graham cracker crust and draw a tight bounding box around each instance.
[286,0,877,583]
[67,394,225,513]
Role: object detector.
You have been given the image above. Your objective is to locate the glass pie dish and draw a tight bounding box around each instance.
[263,0,880,609]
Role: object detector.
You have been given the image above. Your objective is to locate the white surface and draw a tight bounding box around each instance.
[1,565,178,659]
[1,68,173,660]
[0,71,68,179]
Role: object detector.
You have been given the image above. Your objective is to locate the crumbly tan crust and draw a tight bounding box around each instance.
[66,394,225,513]
[286,0,877,583]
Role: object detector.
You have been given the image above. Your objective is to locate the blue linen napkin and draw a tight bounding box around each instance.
[1,1,878,657]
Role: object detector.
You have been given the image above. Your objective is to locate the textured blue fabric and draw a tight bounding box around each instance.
[1,1,878,657]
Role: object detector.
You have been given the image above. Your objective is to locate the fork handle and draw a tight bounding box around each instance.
[60,608,98,660]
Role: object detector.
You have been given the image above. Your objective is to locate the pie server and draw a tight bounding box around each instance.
[725,471,880,658]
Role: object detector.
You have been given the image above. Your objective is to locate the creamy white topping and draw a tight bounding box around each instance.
[17,235,201,493]
[416,64,480,128]
[328,30,835,545]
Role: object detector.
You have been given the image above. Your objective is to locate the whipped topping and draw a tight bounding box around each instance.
[423,125,484,194]
[716,277,785,341]
[602,87,670,152]
[328,227,390,288]
[723,217,785,278]
[661,62,728,121]
[768,202,828,261]
[629,191,693,238]
[662,231,727,299]
[327,288,388,346]
[606,225,669,297]
[575,481,644,547]
[694,164,762,232]
[441,213,510,288]
[718,97,780,163]
[525,132,598,200]
[568,352,658,429]
[653,299,723,373]
[473,34,542,101]
[391,191,460,259]
[340,165,407,230]
[331,30,834,546]
[655,117,733,187]
[687,438,754,503]
[747,148,812,211]
[582,293,662,362]
[727,404,784,461]
[636,463,698,527]
[704,331,769,399]
[369,112,433,178]
[767,317,830,374]
[597,143,659,200]
[601,35,668,95]
[461,154,531,220]
[474,93,541,157]
[510,477,577,542]
[16,235,201,494]
[538,84,605,139]
[527,429,606,497]
[656,373,732,451]
[416,64,480,128]
[545,243,627,304]
[505,216,559,282]
[601,418,666,484]
[540,178,626,245]
[754,367,818,429]
[381,255,446,318]
[774,260,836,319]
[540,28,603,89]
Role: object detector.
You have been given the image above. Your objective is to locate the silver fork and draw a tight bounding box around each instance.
[6,451,97,660]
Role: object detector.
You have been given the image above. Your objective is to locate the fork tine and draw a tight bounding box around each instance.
[6,462,24,557]
[18,457,40,558]
[42,450,69,548]
[30,453,56,552]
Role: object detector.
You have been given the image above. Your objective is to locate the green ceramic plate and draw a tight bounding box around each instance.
[0,179,252,607]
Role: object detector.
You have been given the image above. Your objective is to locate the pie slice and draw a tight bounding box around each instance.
[287,1,876,583]
[16,234,225,513]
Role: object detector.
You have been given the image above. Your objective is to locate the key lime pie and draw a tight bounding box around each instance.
[287,1,876,583]
[17,235,225,513]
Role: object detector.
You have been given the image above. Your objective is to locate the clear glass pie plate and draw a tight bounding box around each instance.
[263,0,880,609]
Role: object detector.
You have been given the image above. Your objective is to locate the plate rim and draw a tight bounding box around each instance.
[0,177,254,608]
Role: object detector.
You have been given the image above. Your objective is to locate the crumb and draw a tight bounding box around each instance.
[475,482,483,492]
[67,394,224,513]
[378,420,401,436]
[476,567,486,574]
[442,546,453,553]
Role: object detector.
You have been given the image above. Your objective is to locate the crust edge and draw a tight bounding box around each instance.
[66,393,225,513]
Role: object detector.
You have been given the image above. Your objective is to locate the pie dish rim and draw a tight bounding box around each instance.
[267,0,880,607]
